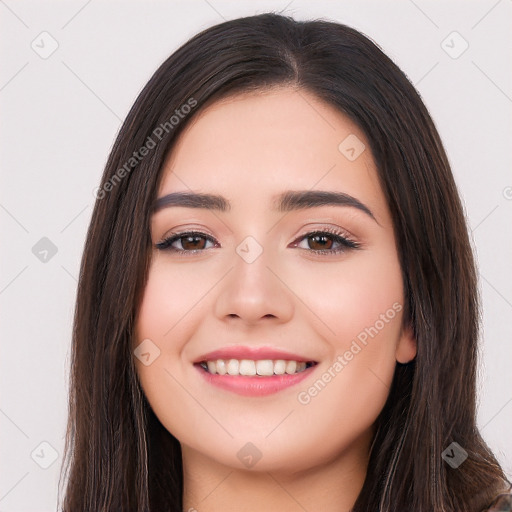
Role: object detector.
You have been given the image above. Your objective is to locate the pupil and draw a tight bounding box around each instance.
[310,234,332,250]
[183,236,204,250]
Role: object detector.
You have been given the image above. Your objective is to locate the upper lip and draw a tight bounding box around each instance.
[193,346,317,364]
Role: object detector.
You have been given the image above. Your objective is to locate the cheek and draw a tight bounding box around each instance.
[290,245,404,417]
[294,242,404,350]
[133,258,205,403]
[134,255,215,351]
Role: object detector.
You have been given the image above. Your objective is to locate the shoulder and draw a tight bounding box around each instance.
[481,485,512,512]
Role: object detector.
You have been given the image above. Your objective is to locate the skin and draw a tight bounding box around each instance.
[134,86,417,512]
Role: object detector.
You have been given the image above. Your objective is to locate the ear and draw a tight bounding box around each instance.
[395,323,417,364]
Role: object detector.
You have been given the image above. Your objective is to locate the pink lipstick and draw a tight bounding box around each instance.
[193,345,318,397]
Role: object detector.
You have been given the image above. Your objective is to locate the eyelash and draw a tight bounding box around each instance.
[155,227,360,257]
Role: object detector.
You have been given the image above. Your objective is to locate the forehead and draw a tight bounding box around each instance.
[157,87,386,220]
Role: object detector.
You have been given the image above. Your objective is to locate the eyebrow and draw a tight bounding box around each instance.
[152,190,376,220]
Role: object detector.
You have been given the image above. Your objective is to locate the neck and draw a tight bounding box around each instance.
[181,431,371,512]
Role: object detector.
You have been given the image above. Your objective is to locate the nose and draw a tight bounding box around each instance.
[213,240,294,327]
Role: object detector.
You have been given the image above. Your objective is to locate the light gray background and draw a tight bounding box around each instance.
[1,1,511,510]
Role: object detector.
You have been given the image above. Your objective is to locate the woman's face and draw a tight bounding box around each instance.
[134,86,416,473]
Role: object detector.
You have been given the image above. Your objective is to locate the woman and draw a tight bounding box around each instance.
[60,12,511,511]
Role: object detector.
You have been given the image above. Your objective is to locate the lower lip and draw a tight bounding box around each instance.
[194,364,316,397]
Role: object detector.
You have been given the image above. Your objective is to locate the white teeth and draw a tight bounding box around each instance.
[239,359,256,376]
[216,359,227,375]
[200,359,310,376]
[256,360,274,376]
[227,359,239,375]
[285,360,297,374]
[273,360,286,375]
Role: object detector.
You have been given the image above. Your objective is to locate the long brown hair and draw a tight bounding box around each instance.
[60,12,509,511]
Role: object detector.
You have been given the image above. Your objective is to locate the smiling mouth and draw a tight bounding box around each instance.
[197,359,318,376]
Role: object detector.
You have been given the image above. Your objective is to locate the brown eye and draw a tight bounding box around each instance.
[179,235,209,251]
[307,233,335,251]
[293,229,360,255]
[155,232,217,253]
